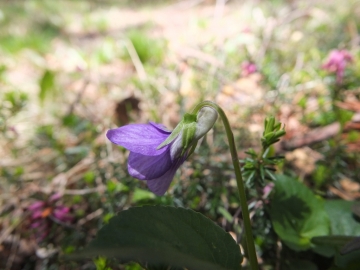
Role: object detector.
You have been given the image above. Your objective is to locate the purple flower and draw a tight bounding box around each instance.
[107,107,218,195]
[241,61,257,77]
[322,49,353,83]
[107,122,188,195]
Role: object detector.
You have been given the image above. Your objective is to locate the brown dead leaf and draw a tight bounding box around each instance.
[229,231,237,242]
[0,236,37,270]
[328,186,360,200]
[328,186,355,200]
[114,96,141,125]
[336,101,360,112]
[285,147,323,177]
[344,121,360,130]
[216,73,265,110]
[340,178,360,192]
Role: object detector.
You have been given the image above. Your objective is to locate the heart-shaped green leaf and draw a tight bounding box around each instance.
[311,201,360,260]
[269,175,330,251]
[71,206,242,270]
[325,200,360,236]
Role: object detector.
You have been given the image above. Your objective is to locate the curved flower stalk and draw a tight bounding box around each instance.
[106,107,218,195]
[192,101,259,270]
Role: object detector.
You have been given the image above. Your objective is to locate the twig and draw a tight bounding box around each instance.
[279,9,310,26]
[67,79,90,116]
[213,0,227,21]
[50,156,94,194]
[165,0,205,11]
[0,217,25,245]
[5,234,19,270]
[180,47,224,68]
[77,208,104,227]
[280,122,340,150]
[64,186,106,195]
[275,239,282,270]
[255,16,276,65]
[328,186,360,200]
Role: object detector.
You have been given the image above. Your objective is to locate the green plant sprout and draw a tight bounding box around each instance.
[241,116,286,191]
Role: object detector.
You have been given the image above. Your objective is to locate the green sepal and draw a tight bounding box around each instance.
[187,143,197,158]
[180,113,197,155]
[157,113,197,153]
[157,122,184,150]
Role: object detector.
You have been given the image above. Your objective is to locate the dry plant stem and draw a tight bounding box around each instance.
[5,234,19,270]
[192,101,259,270]
[123,39,147,81]
[77,208,104,227]
[275,239,282,270]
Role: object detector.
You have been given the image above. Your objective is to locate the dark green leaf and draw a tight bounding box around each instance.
[70,206,242,270]
[334,249,360,269]
[269,175,330,251]
[312,236,354,247]
[351,202,360,219]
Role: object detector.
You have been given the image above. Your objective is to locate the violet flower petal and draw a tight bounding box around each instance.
[127,149,173,180]
[106,123,171,156]
[147,157,186,196]
[149,122,171,133]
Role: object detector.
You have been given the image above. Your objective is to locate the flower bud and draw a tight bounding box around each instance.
[170,107,217,159]
[157,106,218,160]
[194,107,218,140]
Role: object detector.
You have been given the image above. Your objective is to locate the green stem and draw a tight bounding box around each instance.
[192,101,259,270]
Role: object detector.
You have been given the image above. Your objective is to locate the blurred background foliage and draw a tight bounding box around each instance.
[0,0,359,269]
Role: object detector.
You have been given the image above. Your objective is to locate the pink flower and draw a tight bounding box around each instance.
[27,193,73,242]
[241,61,257,77]
[322,49,353,83]
[28,201,45,211]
